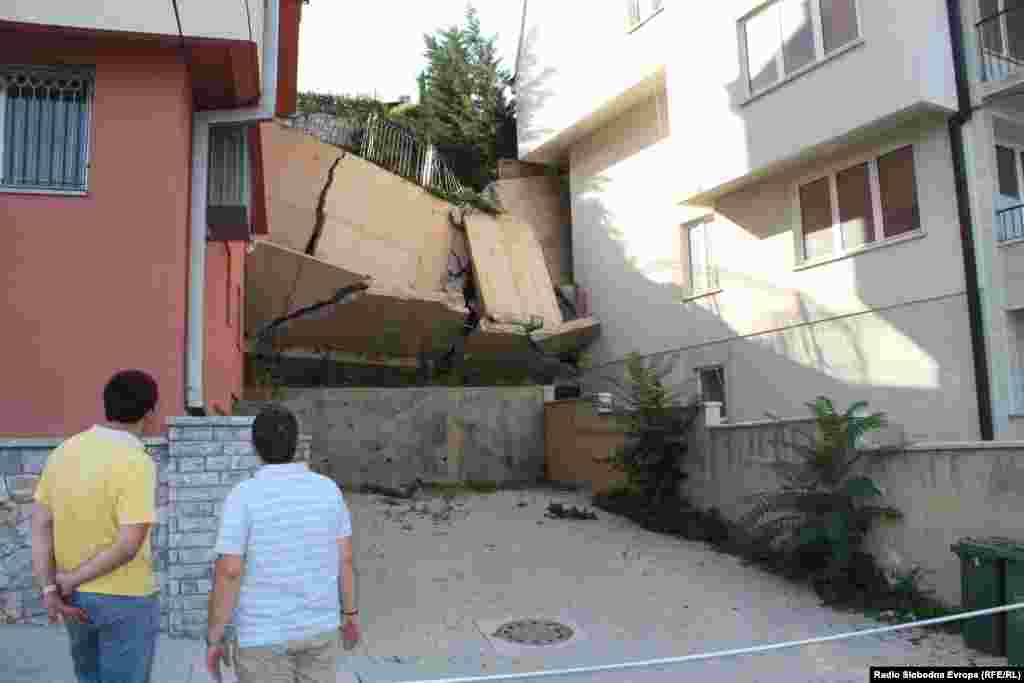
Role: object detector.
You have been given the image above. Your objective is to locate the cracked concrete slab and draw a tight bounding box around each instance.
[257,282,469,357]
[463,212,564,330]
[258,121,462,294]
[245,240,368,339]
[252,119,600,361]
[467,317,601,356]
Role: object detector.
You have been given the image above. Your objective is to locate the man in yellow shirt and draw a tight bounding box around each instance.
[32,370,161,683]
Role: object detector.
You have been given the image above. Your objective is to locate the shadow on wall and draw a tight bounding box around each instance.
[718,41,977,439]
[515,26,558,148]
[573,169,974,440]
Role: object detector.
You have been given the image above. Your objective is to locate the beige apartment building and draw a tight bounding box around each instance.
[514,0,1024,442]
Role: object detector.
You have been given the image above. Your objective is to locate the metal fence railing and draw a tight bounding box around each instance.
[978,7,1024,84]
[286,112,466,197]
[997,202,1024,242]
[1011,367,1024,415]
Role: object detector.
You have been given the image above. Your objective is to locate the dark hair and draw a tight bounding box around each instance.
[252,404,298,464]
[103,370,159,423]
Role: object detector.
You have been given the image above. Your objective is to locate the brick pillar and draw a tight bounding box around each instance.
[164,417,259,639]
[163,418,312,639]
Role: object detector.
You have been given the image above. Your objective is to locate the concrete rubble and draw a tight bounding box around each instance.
[246,119,600,364]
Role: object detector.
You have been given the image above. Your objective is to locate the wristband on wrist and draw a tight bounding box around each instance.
[343,609,359,616]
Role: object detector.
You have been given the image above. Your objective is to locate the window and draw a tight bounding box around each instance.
[996,143,1024,241]
[697,366,727,419]
[627,0,663,29]
[741,0,860,95]
[681,216,719,296]
[207,124,253,241]
[0,65,94,193]
[1010,308,1024,413]
[797,145,919,262]
[979,0,1024,81]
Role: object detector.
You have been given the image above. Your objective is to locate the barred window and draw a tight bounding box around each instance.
[0,66,94,193]
[207,124,253,242]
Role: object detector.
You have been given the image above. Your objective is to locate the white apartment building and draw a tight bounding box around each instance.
[514,0,1024,441]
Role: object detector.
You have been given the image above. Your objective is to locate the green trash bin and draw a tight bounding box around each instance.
[1000,542,1024,667]
[951,538,1008,657]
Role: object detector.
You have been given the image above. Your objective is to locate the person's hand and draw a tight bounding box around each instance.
[55,571,77,599]
[206,644,229,683]
[341,615,361,650]
[42,591,89,625]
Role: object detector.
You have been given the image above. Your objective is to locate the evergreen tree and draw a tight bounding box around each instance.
[418,4,514,191]
[296,92,389,120]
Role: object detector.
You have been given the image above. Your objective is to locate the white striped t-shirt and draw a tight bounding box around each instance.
[214,462,352,647]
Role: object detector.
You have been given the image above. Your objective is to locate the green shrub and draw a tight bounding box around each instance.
[739,397,904,603]
[594,353,698,506]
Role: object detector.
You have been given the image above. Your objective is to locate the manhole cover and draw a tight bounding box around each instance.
[493,619,574,646]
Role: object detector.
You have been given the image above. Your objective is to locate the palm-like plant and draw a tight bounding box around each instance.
[739,397,903,597]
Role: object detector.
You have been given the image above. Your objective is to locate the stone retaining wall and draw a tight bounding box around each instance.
[237,386,546,491]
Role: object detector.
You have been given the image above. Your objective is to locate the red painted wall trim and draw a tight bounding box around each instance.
[248,124,269,236]
[275,0,302,117]
[1,21,259,110]
[0,19,251,50]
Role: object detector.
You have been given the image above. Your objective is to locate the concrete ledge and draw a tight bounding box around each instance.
[0,437,168,448]
[707,416,815,429]
[166,416,256,426]
[904,440,1024,451]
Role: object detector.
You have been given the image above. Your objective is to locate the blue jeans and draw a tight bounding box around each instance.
[64,592,160,683]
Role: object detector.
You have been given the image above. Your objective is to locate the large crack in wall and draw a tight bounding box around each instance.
[304,155,344,256]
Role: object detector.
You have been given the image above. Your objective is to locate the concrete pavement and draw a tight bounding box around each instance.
[0,625,362,683]
[3,489,1010,682]
[0,617,1008,683]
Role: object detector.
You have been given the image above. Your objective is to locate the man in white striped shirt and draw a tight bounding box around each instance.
[205,404,360,683]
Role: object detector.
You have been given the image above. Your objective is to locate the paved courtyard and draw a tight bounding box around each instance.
[1,487,1009,682]
[341,487,1007,677]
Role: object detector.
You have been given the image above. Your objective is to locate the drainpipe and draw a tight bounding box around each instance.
[946,0,994,439]
[186,0,281,414]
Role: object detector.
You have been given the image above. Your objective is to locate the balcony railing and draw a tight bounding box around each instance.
[978,7,1024,85]
[286,112,466,197]
[1011,367,1024,415]
[997,202,1024,243]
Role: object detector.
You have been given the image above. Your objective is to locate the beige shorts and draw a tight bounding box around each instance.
[235,630,339,683]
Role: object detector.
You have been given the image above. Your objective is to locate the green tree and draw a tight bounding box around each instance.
[595,353,698,505]
[296,92,389,120]
[418,4,514,191]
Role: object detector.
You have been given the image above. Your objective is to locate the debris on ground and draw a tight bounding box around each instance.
[545,502,598,520]
[377,491,465,529]
[361,479,423,499]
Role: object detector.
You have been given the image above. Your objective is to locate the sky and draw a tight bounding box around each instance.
[297,0,524,103]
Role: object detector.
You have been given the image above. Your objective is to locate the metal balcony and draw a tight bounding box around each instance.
[978,7,1024,86]
[997,202,1024,243]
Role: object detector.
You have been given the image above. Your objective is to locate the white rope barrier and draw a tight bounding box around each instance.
[399,601,1024,683]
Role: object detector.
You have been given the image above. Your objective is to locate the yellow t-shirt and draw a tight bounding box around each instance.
[35,427,157,596]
